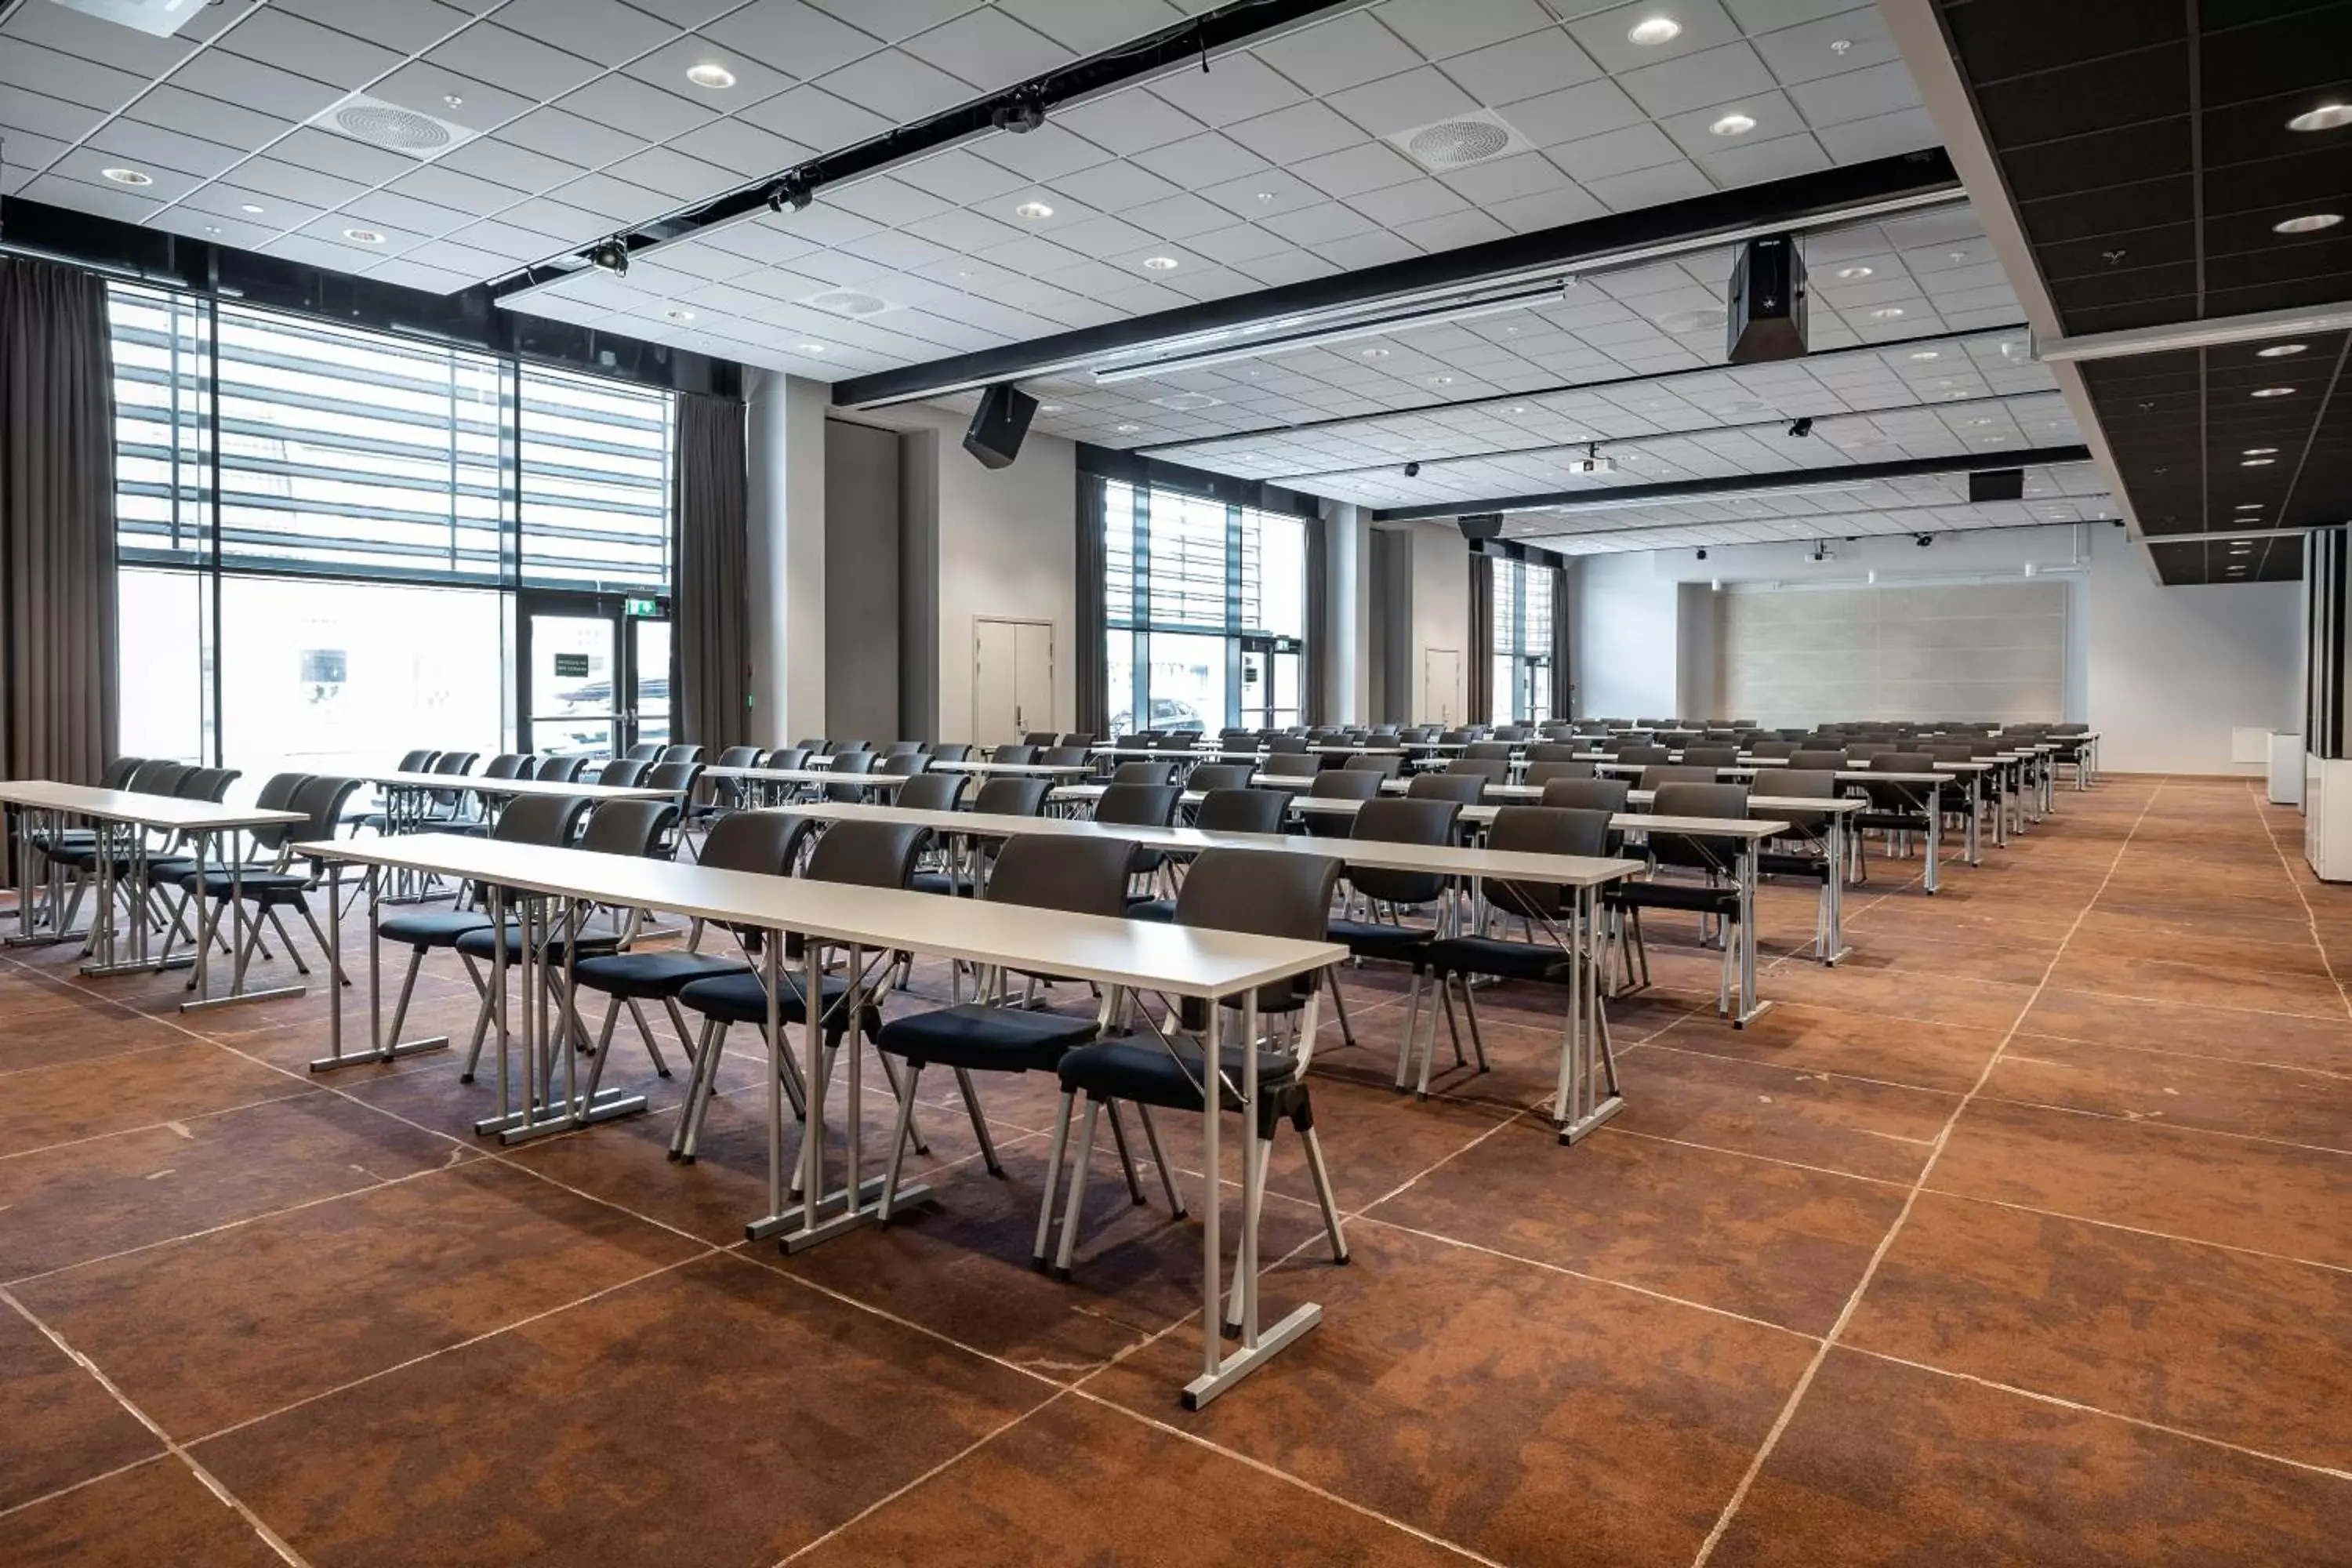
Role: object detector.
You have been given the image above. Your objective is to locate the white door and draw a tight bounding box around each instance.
[1422,647,1461,725]
[973,618,1054,744]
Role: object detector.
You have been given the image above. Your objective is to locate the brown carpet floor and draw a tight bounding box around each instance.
[2,775,2348,1566]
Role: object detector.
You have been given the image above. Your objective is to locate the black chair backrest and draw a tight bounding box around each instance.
[1263,734,1309,753]
[876,752,930,777]
[1616,744,1671,764]
[1642,764,1719,790]
[1485,805,1613,921]
[1342,754,1400,777]
[700,810,814,875]
[894,772,967,811]
[1765,769,1838,837]
[1877,751,1936,774]
[661,745,704,763]
[395,749,437,771]
[1189,763,1254,793]
[493,793,591,845]
[823,750,876,803]
[931,742,974,763]
[481,754,532,781]
[100,756,141,788]
[1649,782,1752,873]
[972,776,1051,817]
[1023,731,1059,746]
[1059,733,1094,748]
[624,742,664,762]
[1350,797,1460,906]
[985,834,1135,918]
[1527,743,1584,763]
[1262,753,1322,778]
[1929,742,1978,764]
[1463,742,1513,760]
[991,744,1037,765]
[716,746,762,768]
[125,757,185,793]
[1174,848,1340,1011]
[1786,750,1848,771]
[1192,787,1287,834]
[579,799,680,858]
[1094,782,1181,826]
[645,760,705,795]
[1445,757,1509,782]
[1308,769,1383,800]
[432,751,477,776]
[1748,740,1798,758]
[1541,777,1629,814]
[1680,746,1739,767]
[536,755,588,782]
[600,758,652,789]
[1523,760,1595,786]
[805,820,929,889]
[763,746,811,772]
[831,739,873,755]
[793,737,830,754]
[287,776,365,851]
[1111,760,1174,785]
[175,767,239,802]
[249,772,314,852]
[1406,771,1484,804]
[1040,746,1091,768]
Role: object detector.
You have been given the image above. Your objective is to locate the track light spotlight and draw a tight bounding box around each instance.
[588,238,630,275]
[991,91,1047,134]
[1403,461,1421,477]
[1915,532,1933,547]
[1787,416,1814,437]
[767,175,813,213]
[1695,547,1708,561]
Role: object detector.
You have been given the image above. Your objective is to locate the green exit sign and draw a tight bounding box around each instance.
[625,597,664,618]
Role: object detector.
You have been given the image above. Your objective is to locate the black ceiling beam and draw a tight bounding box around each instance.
[832,149,1962,407]
[486,0,1357,302]
[1367,442,2092,522]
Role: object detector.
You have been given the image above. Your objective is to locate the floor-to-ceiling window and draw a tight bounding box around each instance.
[107,285,674,777]
[1099,477,1308,733]
[1490,553,1554,726]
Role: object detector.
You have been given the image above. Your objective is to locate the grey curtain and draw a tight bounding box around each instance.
[1076,476,1107,735]
[1303,513,1327,726]
[1551,563,1571,719]
[1467,550,1494,725]
[1,259,118,788]
[673,392,748,749]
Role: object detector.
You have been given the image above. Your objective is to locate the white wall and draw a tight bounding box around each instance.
[744,371,829,744]
[1404,521,1470,725]
[1563,524,2298,774]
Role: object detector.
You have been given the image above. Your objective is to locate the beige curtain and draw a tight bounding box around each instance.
[0,259,118,786]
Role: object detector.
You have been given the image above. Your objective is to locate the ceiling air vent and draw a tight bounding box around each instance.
[313,95,477,160]
[1385,109,1532,172]
[1149,393,1222,411]
[804,289,897,318]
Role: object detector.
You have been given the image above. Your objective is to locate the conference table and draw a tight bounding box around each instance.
[298,828,1342,1410]
[779,800,1646,1130]
[1,781,308,1011]
[929,759,1095,779]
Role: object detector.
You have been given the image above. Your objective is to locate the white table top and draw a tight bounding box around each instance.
[0,781,306,832]
[296,832,1339,1000]
[1276,793,1787,840]
[928,760,1095,777]
[702,765,910,789]
[780,800,1645,888]
[356,769,678,802]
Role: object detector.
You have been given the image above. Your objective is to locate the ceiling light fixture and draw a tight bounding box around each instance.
[1870,307,1906,319]
[1361,347,1389,358]
[100,167,151,186]
[203,224,221,234]
[1140,256,1180,270]
[2252,386,2296,397]
[344,227,385,245]
[588,238,628,273]
[2237,502,2264,510]
[1628,16,1682,45]
[2257,343,2308,357]
[1014,200,1053,220]
[443,93,464,108]
[766,175,813,213]
[2245,447,2280,455]
[1115,423,1141,433]
[686,62,736,89]
[2241,457,2275,466]
[1429,375,1454,386]
[797,342,825,354]
[1787,416,1813,437]
[2289,103,2352,132]
[240,203,265,214]
[1835,265,1873,280]
[1710,113,1756,136]
[2274,212,2342,233]
[1909,350,1940,361]
[991,91,1047,134]
[665,308,694,321]
[1404,461,1421,477]
[1039,403,1062,412]
[1508,405,1529,413]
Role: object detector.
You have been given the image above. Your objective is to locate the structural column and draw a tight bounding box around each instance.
[746,370,829,745]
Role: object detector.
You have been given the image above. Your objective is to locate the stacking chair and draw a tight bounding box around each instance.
[1527,742,1585,763]
[153,771,307,966]
[1523,760,1595,786]
[1853,750,1938,877]
[1679,746,1739,768]
[599,757,652,789]
[98,756,143,789]
[894,771,967,811]
[420,751,480,826]
[660,745,705,764]
[172,775,364,989]
[1044,848,1349,1297]
[1094,782,1182,895]
[931,742,975,763]
[1748,739,1799,759]
[912,776,1048,896]
[1444,757,1510,785]
[373,794,594,1077]
[672,821,933,1158]
[1786,749,1849,771]
[570,812,812,1102]
[1641,764,1719,790]
[1541,777,1629,815]
[1604,782,1752,1006]
[1755,769,1842,956]
[1342,753,1401,779]
[1261,753,1322,780]
[350,749,434,832]
[823,749,877,803]
[761,746,811,774]
[1463,741,1514,761]
[1324,797,1461,1070]
[1192,786,1287,834]
[624,742,664,763]
[1186,763,1254,794]
[536,755,590,783]
[1040,745,1091,768]
[1406,771,1484,805]
[1301,768,1381,836]
[1058,734,1095,749]
[991,744,1038,765]
[481,753,533,782]
[1263,733,1309,754]
[1616,744,1671,766]
[1023,731,1060,747]
[876,751,930,780]
[1111,760,1176,785]
[873,835,1141,1220]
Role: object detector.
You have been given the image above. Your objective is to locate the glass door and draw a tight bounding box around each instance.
[1240,635,1302,729]
[632,612,672,752]
[517,591,673,758]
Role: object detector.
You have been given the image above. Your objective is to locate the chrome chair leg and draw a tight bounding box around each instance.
[950,1065,1002,1175]
[1033,1089,1077,1268]
[1136,1102,1185,1216]
[1049,1095,1102,1280]
[1105,1101,1145,1205]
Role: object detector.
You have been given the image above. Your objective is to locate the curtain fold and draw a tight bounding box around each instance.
[673,392,749,749]
[1076,475,1107,735]
[1466,550,1494,726]
[1,260,118,788]
[1551,563,1571,720]
[1303,514,1328,727]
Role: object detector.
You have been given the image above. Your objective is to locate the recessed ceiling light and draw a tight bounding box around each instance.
[686,62,736,89]
[100,167,151,186]
[1628,16,1682,45]
[1909,350,1940,361]
[1509,405,1529,413]
[203,224,221,234]
[2243,448,2279,457]
[2257,343,2308,357]
[2274,212,2342,234]
[239,202,265,215]
[1039,403,1062,412]
[665,308,694,321]
[1254,191,1275,202]
[797,342,826,354]
[1870,307,1905,319]
[2230,542,2253,551]
[1710,113,1756,136]
[2252,386,2296,397]
[2289,103,2352,132]
[1360,347,1389,358]
[1014,200,1053,220]
[344,228,384,244]
[2236,501,2264,510]
[1835,265,1873,280]
[2242,457,2276,466]
[1116,423,1141,433]
[443,93,464,108]
[1140,255,1179,270]
[1429,375,1454,386]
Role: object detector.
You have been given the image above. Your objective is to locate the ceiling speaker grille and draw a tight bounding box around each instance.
[335,103,452,151]
[807,289,892,318]
[1385,109,1533,172]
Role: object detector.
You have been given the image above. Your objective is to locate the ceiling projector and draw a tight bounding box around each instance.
[1566,444,1613,475]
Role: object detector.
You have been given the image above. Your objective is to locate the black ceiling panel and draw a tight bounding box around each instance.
[1938,0,2352,579]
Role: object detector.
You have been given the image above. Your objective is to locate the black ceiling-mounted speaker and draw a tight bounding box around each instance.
[1969,467,2025,503]
[962,383,1037,470]
[1726,234,1806,364]
[1458,512,1504,542]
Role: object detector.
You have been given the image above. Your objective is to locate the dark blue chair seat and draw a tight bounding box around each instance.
[377,909,497,947]
[677,970,877,1034]
[452,926,622,964]
[569,950,749,1000]
[876,1004,1097,1073]
[1421,933,1572,985]
[1055,1038,1308,1140]
[1603,880,1740,917]
[1326,917,1435,961]
[174,867,314,905]
[1124,896,1176,922]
